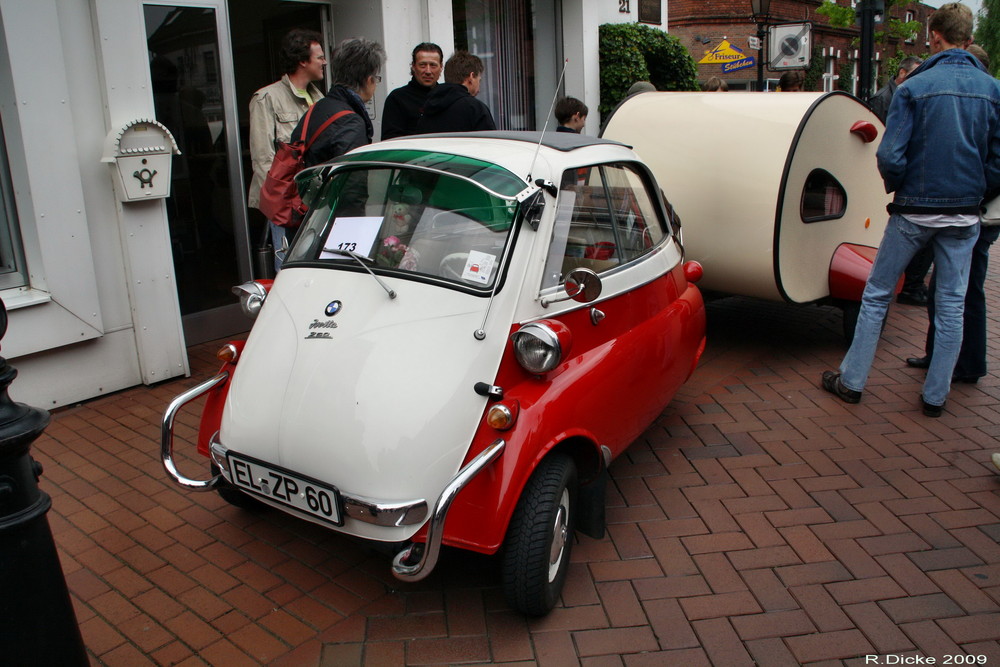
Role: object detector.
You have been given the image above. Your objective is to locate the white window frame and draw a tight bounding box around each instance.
[0,118,26,292]
[0,0,104,357]
[822,47,840,93]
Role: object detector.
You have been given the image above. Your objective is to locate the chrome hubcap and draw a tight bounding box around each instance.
[547,489,570,582]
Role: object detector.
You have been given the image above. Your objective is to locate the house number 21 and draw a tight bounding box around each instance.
[619,0,630,12]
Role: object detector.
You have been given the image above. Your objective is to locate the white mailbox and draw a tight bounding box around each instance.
[102,119,180,202]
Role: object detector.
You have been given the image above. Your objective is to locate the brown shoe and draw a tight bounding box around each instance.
[821,371,861,404]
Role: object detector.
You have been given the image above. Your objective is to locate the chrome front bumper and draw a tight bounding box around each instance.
[391,438,505,582]
[160,373,228,490]
[161,374,506,583]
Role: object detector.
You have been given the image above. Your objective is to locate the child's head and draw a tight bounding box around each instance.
[555,96,589,132]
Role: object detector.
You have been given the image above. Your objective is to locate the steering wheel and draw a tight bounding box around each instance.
[439,252,469,280]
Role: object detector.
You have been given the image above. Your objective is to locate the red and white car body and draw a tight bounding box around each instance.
[162,132,706,614]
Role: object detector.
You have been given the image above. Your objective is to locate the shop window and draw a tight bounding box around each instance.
[0,117,27,291]
[801,169,847,222]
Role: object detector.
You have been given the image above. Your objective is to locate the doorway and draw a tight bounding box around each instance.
[143,1,327,346]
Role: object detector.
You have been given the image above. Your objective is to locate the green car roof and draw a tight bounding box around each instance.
[334,149,528,198]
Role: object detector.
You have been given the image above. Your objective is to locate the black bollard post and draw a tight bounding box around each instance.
[0,300,88,666]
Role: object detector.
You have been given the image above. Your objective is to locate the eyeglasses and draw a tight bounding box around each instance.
[373,75,382,83]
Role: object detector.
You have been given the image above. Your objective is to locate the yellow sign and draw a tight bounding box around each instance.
[699,40,749,65]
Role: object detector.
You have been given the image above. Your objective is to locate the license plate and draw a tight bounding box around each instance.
[226,452,342,526]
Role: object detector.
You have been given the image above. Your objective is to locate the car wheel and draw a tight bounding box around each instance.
[501,453,577,616]
[211,463,264,510]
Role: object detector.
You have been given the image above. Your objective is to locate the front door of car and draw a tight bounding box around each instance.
[540,162,684,453]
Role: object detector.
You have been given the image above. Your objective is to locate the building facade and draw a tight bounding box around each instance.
[0,0,662,408]
[670,0,934,91]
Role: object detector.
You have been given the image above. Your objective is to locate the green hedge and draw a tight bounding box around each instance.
[598,23,698,119]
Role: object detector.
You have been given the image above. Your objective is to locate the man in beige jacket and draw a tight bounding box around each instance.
[248,28,326,270]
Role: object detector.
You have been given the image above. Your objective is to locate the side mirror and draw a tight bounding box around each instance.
[541,268,603,307]
[296,169,325,209]
[275,233,290,265]
[565,268,602,303]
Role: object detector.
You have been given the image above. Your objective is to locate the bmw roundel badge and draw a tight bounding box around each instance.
[325,300,342,317]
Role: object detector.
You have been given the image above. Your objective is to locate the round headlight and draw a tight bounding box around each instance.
[511,321,569,374]
[231,281,268,319]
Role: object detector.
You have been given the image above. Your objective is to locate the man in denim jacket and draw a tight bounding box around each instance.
[821,2,1000,417]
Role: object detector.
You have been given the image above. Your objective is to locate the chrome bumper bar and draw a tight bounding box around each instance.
[160,373,228,490]
[391,438,506,582]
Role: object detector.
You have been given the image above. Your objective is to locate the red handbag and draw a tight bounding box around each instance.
[258,104,354,228]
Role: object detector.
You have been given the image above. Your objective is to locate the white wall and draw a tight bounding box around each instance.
[331,0,454,141]
[566,0,669,135]
[0,0,197,408]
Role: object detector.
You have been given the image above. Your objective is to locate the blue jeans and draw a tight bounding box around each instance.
[269,221,287,272]
[925,224,1000,378]
[840,214,979,406]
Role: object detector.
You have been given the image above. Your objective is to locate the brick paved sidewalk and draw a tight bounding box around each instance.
[32,270,1000,665]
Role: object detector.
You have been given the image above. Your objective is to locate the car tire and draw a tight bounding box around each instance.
[210,463,265,510]
[501,453,577,616]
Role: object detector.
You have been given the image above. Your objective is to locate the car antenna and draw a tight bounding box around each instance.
[526,58,569,191]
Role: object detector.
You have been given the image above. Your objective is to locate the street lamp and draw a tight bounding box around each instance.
[750,0,771,91]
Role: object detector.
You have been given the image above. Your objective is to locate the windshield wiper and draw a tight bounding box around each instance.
[323,248,397,299]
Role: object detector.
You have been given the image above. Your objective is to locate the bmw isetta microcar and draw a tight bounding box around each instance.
[161,131,706,615]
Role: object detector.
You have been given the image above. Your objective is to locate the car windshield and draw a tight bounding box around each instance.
[285,164,521,291]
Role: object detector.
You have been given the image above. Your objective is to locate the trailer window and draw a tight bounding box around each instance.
[801,169,847,222]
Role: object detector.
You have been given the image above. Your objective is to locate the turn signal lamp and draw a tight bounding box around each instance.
[217,343,240,364]
[486,401,519,430]
[850,120,878,144]
[683,261,704,283]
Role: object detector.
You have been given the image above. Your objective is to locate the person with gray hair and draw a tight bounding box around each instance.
[295,38,386,169]
[869,56,923,124]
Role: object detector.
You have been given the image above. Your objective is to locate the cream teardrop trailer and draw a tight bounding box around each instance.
[603,91,892,340]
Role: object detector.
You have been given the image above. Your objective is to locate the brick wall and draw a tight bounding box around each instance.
[669,0,933,90]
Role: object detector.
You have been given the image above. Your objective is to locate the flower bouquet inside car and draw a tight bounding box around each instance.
[376,236,418,270]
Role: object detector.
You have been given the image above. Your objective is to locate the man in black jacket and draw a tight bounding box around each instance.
[297,38,385,169]
[381,43,443,140]
[869,56,922,124]
[416,51,496,133]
